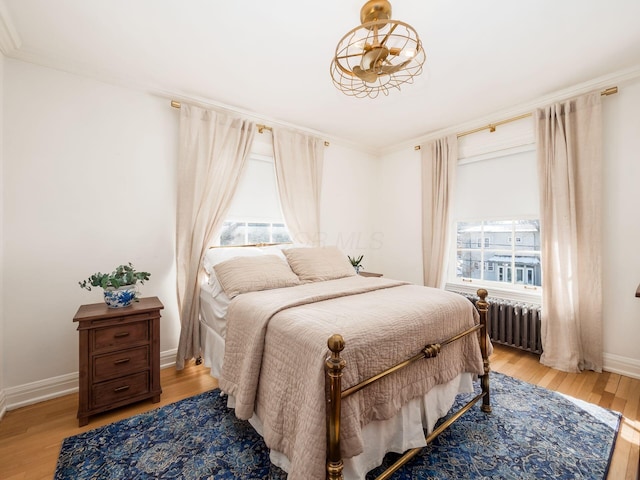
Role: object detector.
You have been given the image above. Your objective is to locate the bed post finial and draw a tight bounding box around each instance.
[477,288,488,301]
[328,334,345,354]
[326,334,346,480]
[476,289,491,413]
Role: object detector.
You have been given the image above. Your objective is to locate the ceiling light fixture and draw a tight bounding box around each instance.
[330,0,426,98]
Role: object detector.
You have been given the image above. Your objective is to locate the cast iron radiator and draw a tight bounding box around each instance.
[455,291,543,355]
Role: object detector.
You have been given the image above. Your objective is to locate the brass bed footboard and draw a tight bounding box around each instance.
[325,289,491,480]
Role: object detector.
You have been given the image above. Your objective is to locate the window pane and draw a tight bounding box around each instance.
[484,250,511,284]
[457,221,482,250]
[457,251,482,279]
[483,220,513,250]
[272,223,291,243]
[514,220,541,251]
[515,253,541,286]
[220,222,246,246]
[247,222,270,244]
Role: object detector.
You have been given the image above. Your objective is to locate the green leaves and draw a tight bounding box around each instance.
[348,255,364,267]
[79,263,151,291]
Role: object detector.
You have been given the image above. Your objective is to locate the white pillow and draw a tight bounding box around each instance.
[213,255,301,298]
[258,245,288,261]
[202,247,264,274]
[284,246,356,283]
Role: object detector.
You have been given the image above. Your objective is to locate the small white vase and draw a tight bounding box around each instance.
[103,285,137,308]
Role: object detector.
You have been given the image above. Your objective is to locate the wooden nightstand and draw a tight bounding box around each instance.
[359,271,383,277]
[73,297,163,426]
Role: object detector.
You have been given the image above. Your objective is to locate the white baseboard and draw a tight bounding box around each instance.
[1,348,637,412]
[4,348,178,412]
[603,352,640,380]
[0,389,6,421]
[160,348,178,370]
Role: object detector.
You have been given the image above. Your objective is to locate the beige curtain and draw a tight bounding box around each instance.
[421,135,458,288]
[272,128,324,246]
[536,92,603,373]
[175,104,255,369]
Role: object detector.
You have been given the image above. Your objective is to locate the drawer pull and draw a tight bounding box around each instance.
[114,358,130,365]
[113,385,130,393]
[114,332,130,338]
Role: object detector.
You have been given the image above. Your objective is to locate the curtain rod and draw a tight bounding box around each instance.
[170,100,330,146]
[170,100,271,132]
[414,86,618,150]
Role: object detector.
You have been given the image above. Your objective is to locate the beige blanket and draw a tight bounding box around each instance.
[219,276,484,480]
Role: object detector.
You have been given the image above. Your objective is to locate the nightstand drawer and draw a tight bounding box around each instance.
[93,346,150,382]
[91,371,150,409]
[93,321,149,351]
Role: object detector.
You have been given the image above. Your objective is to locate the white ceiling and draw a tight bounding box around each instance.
[2,0,640,150]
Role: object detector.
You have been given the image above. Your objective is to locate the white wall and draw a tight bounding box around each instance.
[378,76,640,377]
[601,79,640,372]
[3,59,180,393]
[0,59,380,406]
[0,52,5,418]
[321,143,380,270]
[375,147,423,285]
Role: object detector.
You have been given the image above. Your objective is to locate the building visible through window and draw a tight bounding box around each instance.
[220,222,291,246]
[456,220,541,287]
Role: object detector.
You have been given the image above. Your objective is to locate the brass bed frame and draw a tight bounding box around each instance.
[325,288,492,480]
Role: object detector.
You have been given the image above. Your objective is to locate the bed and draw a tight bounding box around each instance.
[198,245,491,480]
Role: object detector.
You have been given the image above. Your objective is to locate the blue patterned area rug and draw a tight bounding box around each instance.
[55,372,620,479]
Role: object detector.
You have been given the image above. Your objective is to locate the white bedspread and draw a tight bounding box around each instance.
[219,276,484,480]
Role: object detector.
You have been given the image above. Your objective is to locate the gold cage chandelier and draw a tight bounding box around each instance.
[330,0,426,98]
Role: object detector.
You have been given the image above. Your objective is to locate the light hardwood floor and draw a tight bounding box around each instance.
[0,345,638,479]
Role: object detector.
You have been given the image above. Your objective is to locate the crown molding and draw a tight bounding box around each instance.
[0,0,21,55]
[382,64,640,155]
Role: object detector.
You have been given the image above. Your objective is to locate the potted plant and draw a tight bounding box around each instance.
[79,263,151,308]
[348,255,364,274]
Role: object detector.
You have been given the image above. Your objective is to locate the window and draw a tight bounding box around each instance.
[218,154,291,246]
[220,222,291,246]
[455,219,541,287]
[449,120,541,293]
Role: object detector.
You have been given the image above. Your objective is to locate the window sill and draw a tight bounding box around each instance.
[444,281,542,304]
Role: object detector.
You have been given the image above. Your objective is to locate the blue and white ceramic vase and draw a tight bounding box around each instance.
[104,285,137,308]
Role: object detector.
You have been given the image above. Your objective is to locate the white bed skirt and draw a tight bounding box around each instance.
[199,309,473,479]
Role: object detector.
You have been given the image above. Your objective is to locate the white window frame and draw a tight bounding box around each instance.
[218,220,291,246]
[448,218,542,301]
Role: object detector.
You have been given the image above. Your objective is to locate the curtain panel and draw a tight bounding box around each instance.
[272,128,324,246]
[175,104,255,369]
[421,135,458,288]
[536,92,603,373]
